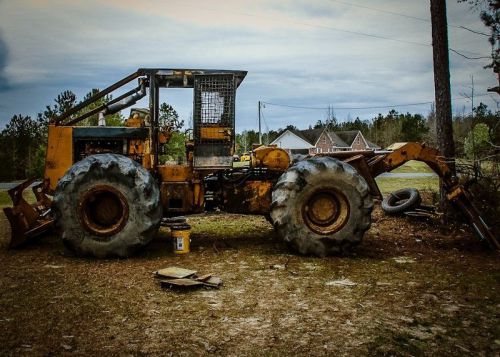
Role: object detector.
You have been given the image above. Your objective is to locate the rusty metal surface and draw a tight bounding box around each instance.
[251,146,290,171]
[45,125,74,192]
[446,187,499,249]
[158,165,193,182]
[54,71,140,125]
[3,179,53,248]
[223,180,273,214]
[301,189,350,235]
[318,150,378,159]
[343,154,382,199]
[78,185,129,237]
[199,127,232,141]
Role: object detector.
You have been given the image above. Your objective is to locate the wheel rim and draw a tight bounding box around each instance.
[302,189,350,235]
[79,185,129,237]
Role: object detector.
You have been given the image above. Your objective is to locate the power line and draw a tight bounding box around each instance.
[449,48,491,60]
[329,0,490,37]
[179,3,485,57]
[458,26,489,37]
[262,101,433,111]
[261,94,491,111]
[330,0,432,24]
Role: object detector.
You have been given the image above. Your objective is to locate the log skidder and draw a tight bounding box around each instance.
[4,69,497,258]
[271,157,373,257]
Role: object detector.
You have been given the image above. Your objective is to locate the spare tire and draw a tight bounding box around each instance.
[381,188,421,215]
[53,154,162,258]
[270,157,373,257]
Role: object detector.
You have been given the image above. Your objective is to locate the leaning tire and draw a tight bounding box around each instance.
[270,157,373,257]
[53,154,162,258]
[381,188,421,215]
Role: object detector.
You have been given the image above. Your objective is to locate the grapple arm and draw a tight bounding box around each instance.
[369,142,498,249]
[3,179,53,248]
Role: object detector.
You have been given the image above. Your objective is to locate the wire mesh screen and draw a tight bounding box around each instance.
[193,74,236,168]
[194,74,235,133]
[200,91,226,124]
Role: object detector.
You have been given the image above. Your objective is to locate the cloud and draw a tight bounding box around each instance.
[0,29,8,91]
[0,0,498,129]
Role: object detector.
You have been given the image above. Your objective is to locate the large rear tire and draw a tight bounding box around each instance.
[270,157,373,256]
[53,154,162,258]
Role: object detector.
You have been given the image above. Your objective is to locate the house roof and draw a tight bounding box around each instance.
[365,139,381,149]
[272,128,379,149]
[270,129,313,148]
[328,131,349,147]
[290,128,324,145]
[335,131,361,146]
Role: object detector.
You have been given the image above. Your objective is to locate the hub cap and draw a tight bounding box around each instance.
[302,189,350,235]
[79,185,129,237]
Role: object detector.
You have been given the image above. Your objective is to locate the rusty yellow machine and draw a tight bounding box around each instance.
[3,68,498,257]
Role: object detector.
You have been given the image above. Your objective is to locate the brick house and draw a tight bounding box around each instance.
[270,128,379,155]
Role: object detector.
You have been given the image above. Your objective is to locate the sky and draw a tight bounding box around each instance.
[0,0,498,133]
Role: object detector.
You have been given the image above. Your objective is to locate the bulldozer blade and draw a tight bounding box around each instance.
[3,179,54,248]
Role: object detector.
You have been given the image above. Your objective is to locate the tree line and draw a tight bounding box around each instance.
[0,90,180,181]
[0,88,498,181]
[236,105,499,160]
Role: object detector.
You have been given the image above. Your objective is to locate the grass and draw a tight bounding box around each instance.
[232,161,250,168]
[0,189,36,208]
[376,176,439,196]
[390,160,434,174]
[0,209,498,355]
[374,160,439,197]
[0,190,11,207]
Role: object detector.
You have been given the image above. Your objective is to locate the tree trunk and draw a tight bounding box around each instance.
[430,0,456,176]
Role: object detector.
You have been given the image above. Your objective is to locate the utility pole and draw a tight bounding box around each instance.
[258,101,262,144]
[471,75,474,118]
[430,0,456,175]
[470,75,476,162]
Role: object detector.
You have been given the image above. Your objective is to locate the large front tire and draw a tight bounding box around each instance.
[53,154,162,258]
[270,157,373,256]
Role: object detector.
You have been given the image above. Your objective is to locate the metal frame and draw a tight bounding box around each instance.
[53,68,247,126]
[52,68,248,170]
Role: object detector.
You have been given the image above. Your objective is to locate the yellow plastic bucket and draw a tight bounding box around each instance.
[171,223,191,254]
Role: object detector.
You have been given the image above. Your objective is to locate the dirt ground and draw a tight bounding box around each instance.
[0,204,498,356]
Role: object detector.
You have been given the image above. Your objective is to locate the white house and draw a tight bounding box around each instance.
[271,128,379,155]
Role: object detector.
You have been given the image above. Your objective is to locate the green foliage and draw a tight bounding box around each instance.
[77,89,124,126]
[159,103,184,130]
[458,0,499,70]
[0,88,128,181]
[161,132,187,162]
[235,129,279,154]
[38,90,77,124]
[369,110,403,148]
[0,114,45,180]
[464,123,491,158]
[401,113,429,142]
[158,103,186,162]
